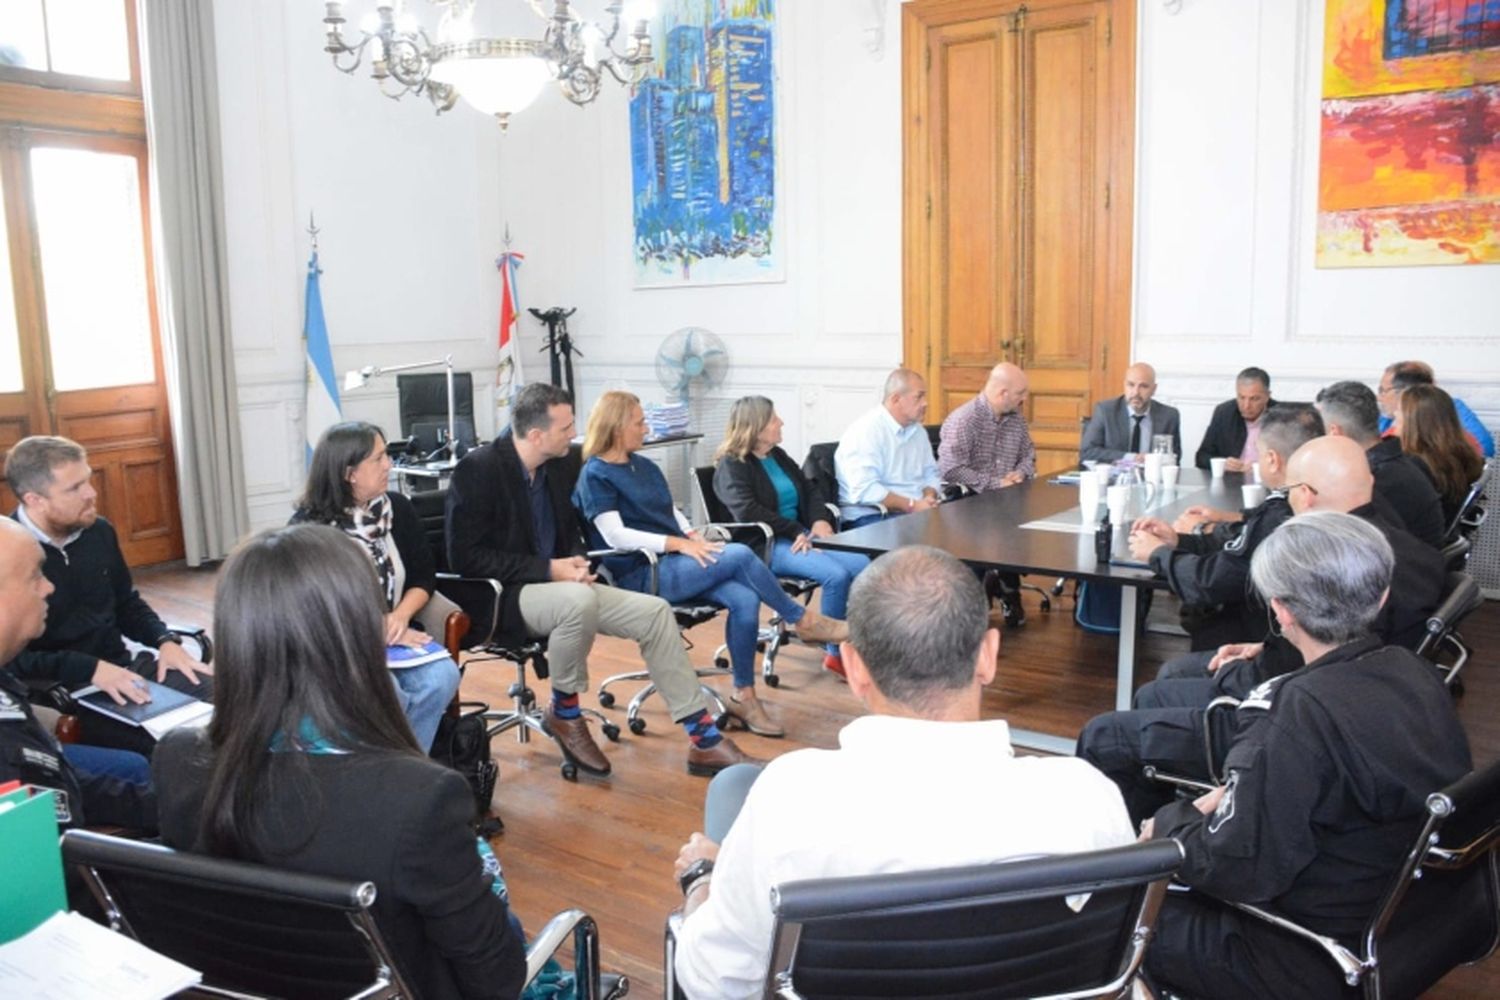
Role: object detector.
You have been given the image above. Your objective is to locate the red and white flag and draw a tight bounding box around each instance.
[495,248,525,433]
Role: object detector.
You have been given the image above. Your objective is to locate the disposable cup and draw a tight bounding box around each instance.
[1242,484,1267,508]
[1210,457,1228,478]
[1161,465,1180,488]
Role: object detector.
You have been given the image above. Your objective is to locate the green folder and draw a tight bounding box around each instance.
[0,786,67,943]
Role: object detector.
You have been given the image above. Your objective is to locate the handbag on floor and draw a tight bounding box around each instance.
[429,701,501,835]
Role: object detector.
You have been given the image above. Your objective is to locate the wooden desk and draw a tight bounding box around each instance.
[816,466,1252,752]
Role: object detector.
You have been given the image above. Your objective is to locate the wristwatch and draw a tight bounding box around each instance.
[677,858,714,896]
[156,634,182,648]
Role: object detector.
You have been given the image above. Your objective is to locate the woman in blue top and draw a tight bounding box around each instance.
[574,391,847,738]
[712,396,871,679]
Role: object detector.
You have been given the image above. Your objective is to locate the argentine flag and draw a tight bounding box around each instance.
[303,251,341,463]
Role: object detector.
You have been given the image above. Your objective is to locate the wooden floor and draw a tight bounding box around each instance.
[137,563,1500,998]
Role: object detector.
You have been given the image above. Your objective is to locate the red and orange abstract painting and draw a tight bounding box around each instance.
[1318,0,1500,266]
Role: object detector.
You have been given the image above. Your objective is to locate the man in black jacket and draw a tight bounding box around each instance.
[1194,367,1276,471]
[1127,405,1322,652]
[1315,379,1445,548]
[0,519,155,830]
[447,383,754,778]
[1142,513,1469,999]
[5,437,211,756]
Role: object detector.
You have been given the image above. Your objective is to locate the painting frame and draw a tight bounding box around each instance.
[628,0,785,289]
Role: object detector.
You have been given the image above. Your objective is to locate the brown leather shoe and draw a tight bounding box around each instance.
[726,692,785,738]
[542,707,611,775]
[686,736,762,777]
[794,611,849,645]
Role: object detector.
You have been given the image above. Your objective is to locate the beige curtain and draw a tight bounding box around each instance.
[138,0,249,565]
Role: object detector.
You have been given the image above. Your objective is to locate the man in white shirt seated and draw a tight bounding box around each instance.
[834,368,941,528]
[669,545,1135,1000]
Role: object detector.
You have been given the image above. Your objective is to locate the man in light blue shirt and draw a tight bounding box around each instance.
[834,369,941,528]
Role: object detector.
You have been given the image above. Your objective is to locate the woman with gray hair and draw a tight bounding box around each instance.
[1142,509,1471,1000]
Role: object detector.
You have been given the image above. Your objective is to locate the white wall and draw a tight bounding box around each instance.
[213,0,1498,535]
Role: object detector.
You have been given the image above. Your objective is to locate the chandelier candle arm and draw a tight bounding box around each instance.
[319,1,658,126]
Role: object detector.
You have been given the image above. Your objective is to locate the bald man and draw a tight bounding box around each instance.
[1080,363,1182,463]
[938,362,1037,492]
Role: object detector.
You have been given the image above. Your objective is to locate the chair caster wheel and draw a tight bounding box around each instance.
[716,713,732,730]
[714,657,730,670]
[629,718,647,735]
[598,690,616,708]
[561,762,578,781]
[507,682,523,698]
[1040,598,1052,612]
[765,674,780,689]
[602,723,622,742]
[755,641,766,653]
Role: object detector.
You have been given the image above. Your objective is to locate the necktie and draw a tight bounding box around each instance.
[1130,414,1144,453]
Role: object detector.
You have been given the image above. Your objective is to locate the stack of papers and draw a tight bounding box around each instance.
[71,683,213,741]
[644,401,691,439]
[0,911,201,999]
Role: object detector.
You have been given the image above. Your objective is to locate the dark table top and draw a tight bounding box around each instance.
[816,466,1259,586]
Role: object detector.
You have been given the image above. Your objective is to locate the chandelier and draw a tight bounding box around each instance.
[320,1,655,130]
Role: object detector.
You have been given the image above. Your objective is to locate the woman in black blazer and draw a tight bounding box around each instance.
[291,421,461,752]
[713,396,871,677]
[153,524,525,999]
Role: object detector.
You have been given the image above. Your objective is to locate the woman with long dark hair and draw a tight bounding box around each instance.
[152,525,525,998]
[713,396,871,678]
[1396,385,1484,528]
[574,391,847,738]
[292,421,461,751]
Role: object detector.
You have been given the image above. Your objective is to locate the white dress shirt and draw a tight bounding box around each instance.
[834,407,941,505]
[673,715,1135,1000]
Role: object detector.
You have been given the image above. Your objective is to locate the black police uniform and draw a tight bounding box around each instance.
[1146,637,1471,999]
[1149,494,1293,652]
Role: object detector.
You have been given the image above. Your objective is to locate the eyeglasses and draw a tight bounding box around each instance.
[1283,481,1320,496]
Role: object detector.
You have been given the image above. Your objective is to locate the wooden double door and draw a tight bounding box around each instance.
[904,0,1135,474]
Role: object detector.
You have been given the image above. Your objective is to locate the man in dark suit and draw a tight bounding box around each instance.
[1194,367,1276,471]
[446,382,754,779]
[1315,380,1445,549]
[1079,362,1182,463]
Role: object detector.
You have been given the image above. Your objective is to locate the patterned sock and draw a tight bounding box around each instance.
[681,709,723,750]
[551,691,581,720]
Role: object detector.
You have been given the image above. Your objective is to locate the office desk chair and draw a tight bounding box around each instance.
[1415,571,1484,691]
[1446,460,1492,544]
[64,829,630,999]
[664,840,1184,999]
[1183,758,1500,998]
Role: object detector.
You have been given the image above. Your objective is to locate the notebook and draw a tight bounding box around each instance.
[71,682,213,740]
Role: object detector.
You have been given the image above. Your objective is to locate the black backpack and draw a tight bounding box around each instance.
[429,701,501,836]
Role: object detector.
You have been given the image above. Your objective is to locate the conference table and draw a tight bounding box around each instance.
[816,466,1254,754]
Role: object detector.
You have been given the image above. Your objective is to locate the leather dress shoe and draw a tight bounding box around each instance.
[542,707,611,776]
[687,736,762,777]
[726,692,785,738]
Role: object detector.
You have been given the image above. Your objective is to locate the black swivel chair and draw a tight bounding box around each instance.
[664,839,1184,999]
[408,489,620,783]
[1446,459,1492,544]
[1190,757,1500,998]
[63,829,629,999]
[1415,571,1484,690]
[690,464,823,689]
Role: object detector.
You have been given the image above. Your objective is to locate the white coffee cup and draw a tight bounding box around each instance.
[1210,457,1228,478]
[1106,484,1130,524]
[1161,465,1180,488]
[1080,474,1101,522]
[1242,484,1267,508]
[1143,452,1164,484]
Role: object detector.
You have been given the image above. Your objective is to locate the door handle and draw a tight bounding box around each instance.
[1000,339,1013,351]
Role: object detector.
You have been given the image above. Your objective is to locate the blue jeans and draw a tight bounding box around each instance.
[390,655,462,752]
[63,743,151,786]
[633,543,806,688]
[769,540,869,652]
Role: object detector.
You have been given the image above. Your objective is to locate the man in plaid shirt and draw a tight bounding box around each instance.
[938,362,1037,492]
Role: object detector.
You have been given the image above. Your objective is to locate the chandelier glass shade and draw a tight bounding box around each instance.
[321,1,654,129]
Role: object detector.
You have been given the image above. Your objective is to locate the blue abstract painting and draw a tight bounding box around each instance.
[630,0,781,286]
